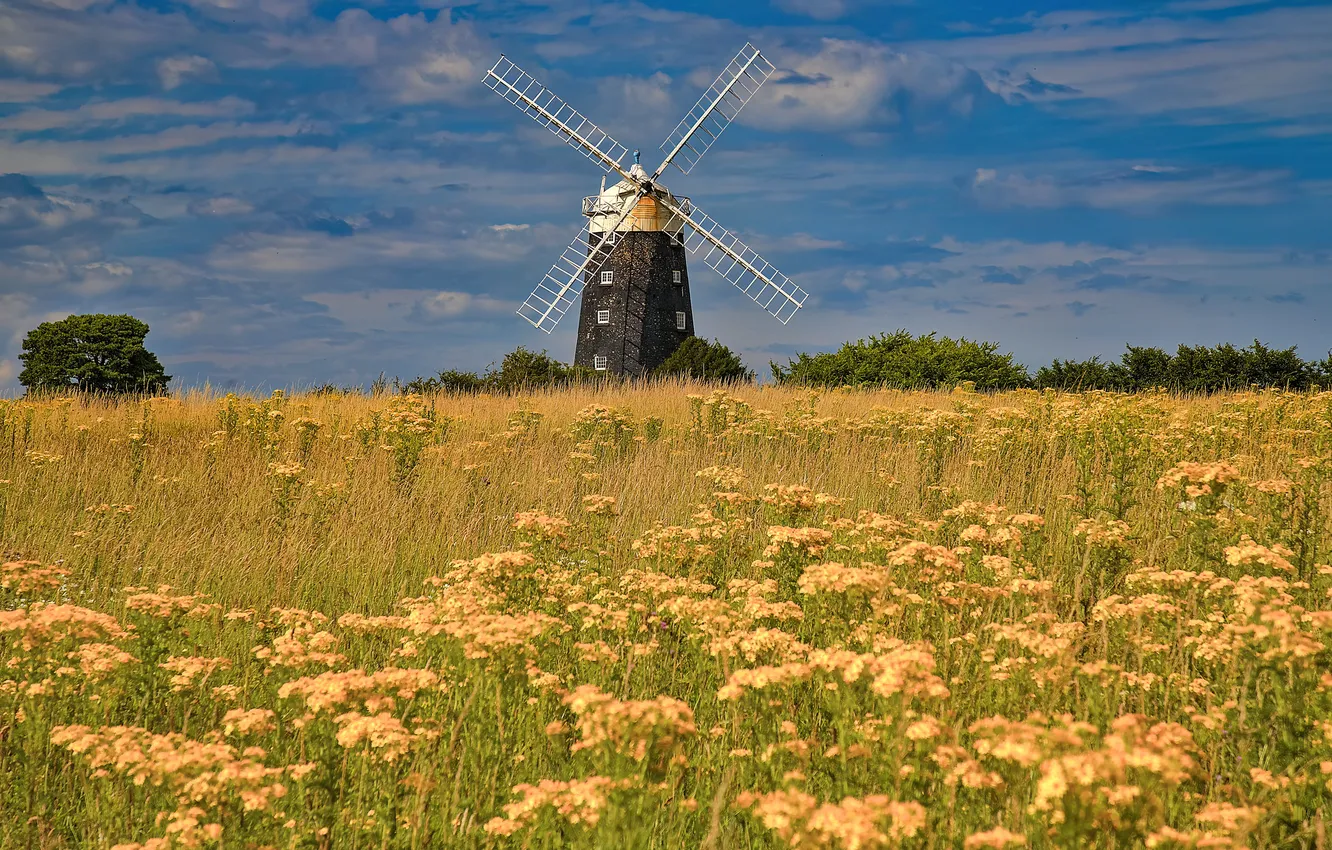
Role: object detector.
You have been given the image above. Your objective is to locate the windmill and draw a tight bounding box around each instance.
[482,43,808,377]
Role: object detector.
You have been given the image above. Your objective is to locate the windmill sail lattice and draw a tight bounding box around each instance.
[483,55,634,180]
[484,42,808,374]
[517,220,623,334]
[653,43,776,180]
[657,195,807,324]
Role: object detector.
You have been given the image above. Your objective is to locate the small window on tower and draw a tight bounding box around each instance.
[593,355,608,371]
[676,311,687,330]
[596,309,610,324]
[600,270,613,285]
[672,270,682,285]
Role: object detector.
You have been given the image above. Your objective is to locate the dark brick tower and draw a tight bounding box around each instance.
[572,171,695,377]
[574,232,693,377]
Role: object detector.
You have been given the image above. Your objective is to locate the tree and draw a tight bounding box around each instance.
[398,369,486,395]
[488,347,583,391]
[19,314,170,395]
[1034,340,1317,393]
[770,330,1030,390]
[653,337,754,383]
[1034,356,1132,391]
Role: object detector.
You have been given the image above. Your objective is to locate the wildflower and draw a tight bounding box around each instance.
[798,562,890,596]
[222,709,276,737]
[562,684,697,763]
[764,526,834,558]
[334,711,414,762]
[718,644,949,703]
[762,484,844,513]
[484,776,633,835]
[1,560,71,594]
[513,510,571,541]
[125,587,220,620]
[25,450,63,466]
[696,466,748,489]
[278,668,444,714]
[735,789,926,848]
[1073,518,1132,548]
[51,724,297,817]
[582,494,618,516]
[160,656,232,692]
[71,643,137,681]
[0,604,127,651]
[1156,461,1241,496]
[1223,536,1295,574]
[965,827,1027,848]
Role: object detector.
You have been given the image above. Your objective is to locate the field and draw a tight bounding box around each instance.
[1,384,1330,848]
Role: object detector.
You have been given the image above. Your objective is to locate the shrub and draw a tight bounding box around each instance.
[398,370,486,396]
[653,337,753,383]
[1035,341,1319,393]
[770,330,1029,390]
[1033,357,1132,392]
[488,347,579,392]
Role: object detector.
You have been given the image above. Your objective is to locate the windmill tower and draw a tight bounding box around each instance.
[483,44,808,377]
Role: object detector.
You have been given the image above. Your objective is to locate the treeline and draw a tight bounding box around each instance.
[769,331,1332,392]
[1033,342,1332,393]
[374,337,752,395]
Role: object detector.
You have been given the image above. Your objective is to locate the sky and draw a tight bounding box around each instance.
[1,0,1331,391]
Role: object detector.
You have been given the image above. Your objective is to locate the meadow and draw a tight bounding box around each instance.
[1,384,1330,848]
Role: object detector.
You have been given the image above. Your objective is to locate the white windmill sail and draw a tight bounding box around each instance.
[655,194,807,324]
[483,55,635,181]
[653,43,776,180]
[484,42,809,334]
[516,199,643,333]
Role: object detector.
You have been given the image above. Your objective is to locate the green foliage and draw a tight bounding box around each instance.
[398,369,487,395]
[1033,357,1133,392]
[488,346,582,392]
[770,330,1030,390]
[1036,340,1324,392]
[398,347,605,396]
[652,337,754,383]
[18,314,170,395]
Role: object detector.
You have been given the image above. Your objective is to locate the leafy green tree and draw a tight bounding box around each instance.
[770,330,1029,390]
[19,314,170,395]
[1121,346,1172,390]
[653,337,753,383]
[1034,356,1132,391]
[1036,341,1316,393]
[398,370,486,395]
[487,347,582,391]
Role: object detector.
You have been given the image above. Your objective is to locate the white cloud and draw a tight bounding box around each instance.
[190,196,255,216]
[771,0,911,22]
[176,0,310,23]
[490,223,529,232]
[0,96,254,132]
[302,288,510,330]
[256,9,487,105]
[157,55,216,90]
[595,72,676,139]
[744,39,993,132]
[923,6,1332,129]
[965,164,1294,210]
[0,81,62,103]
[0,1,198,81]
[420,290,471,317]
[773,0,850,21]
[785,233,846,251]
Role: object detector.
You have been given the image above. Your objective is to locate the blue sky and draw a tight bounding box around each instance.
[2,0,1330,390]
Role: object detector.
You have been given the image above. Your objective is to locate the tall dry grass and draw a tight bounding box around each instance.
[1,384,1329,848]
